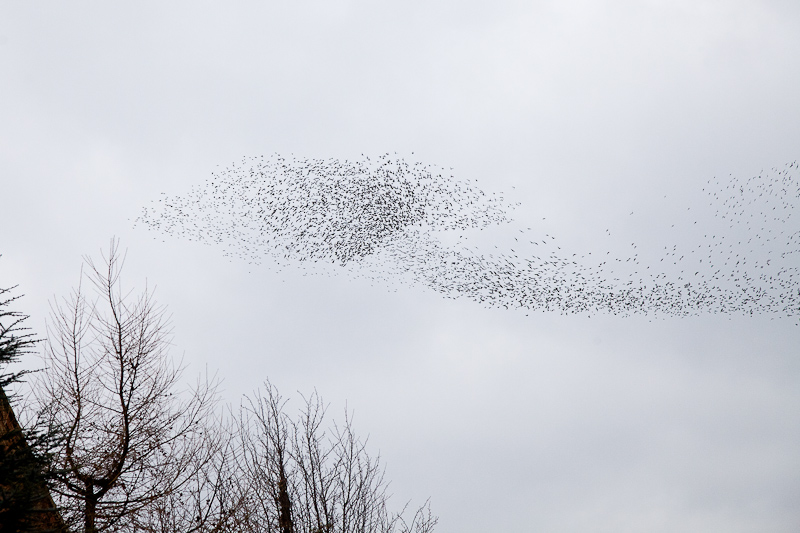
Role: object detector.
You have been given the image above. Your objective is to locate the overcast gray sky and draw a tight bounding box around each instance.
[2,1,800,531]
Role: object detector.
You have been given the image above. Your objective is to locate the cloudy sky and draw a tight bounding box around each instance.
[2,1,800,531]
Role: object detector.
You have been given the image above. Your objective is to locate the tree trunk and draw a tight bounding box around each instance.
[277,462,293,533]
[84,490,97,533]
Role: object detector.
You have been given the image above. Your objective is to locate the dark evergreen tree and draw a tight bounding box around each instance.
[0,284,65,533]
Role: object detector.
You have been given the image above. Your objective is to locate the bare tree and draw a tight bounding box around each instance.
[236,384,295,533]
[28,241,436,533]
[135,413,250,533]
[236,381,437,533]
[33,241,232,533]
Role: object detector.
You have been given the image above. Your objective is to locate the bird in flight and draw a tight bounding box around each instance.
[135,155,800,318]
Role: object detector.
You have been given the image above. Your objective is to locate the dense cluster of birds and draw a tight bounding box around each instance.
[136,155,800,318]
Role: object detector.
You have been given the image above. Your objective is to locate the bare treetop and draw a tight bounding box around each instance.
[34,241,228,533]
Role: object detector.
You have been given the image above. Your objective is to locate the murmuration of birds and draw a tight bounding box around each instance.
[135,155,800,318]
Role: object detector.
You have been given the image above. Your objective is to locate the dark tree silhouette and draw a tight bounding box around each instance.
[0,283,66,533]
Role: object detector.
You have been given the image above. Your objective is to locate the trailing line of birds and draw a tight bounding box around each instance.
[135,154,800,318]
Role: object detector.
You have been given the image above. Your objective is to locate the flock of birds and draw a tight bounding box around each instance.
[135,154,800,318]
